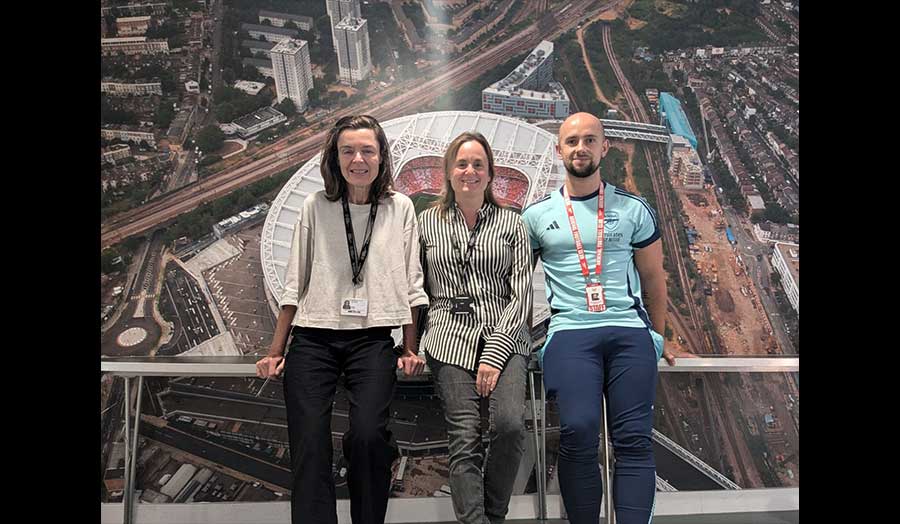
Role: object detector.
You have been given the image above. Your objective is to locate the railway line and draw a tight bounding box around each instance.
[102,1,625,249]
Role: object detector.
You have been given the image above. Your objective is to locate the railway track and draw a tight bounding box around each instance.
[102,1,624,249]
[600,24,716,355]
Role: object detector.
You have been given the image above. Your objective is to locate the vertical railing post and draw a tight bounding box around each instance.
[528,368,545,520]
[539,372,547,521]
[123,377,132,524]
[601,396,614,524]
[126,376,145,524]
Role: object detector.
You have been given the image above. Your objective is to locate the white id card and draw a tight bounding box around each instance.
[340,298,368,317]
[585,283,606,312]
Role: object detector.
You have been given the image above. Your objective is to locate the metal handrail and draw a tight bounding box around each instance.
[102,356,798,522]
[101,356,799,376]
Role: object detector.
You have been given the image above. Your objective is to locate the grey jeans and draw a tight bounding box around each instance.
[427,353,527,524]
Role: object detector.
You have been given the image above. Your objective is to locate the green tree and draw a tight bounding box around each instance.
[195,125,225,152]
[214,85,240,103]
[308,77,325,106]
[100,95,139,125]
[155,102,175,129]
[222,67,236,85]
[275,98,296,116]
[215,102,236,123]
[199,154,222,166]
[100,248,125,275]
[242,64,265,83]
[763,204,791,224]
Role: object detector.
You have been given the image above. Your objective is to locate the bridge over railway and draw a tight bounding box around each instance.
[535,118,671,143]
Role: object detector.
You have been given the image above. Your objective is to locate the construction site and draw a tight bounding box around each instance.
[676,187,780,355]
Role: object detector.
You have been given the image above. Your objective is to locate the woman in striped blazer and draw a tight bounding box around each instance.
[418,131,533,524]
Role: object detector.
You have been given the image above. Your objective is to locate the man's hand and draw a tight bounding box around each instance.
[397,350,425,377]
[662,349,677,366]
[256,355,285,378]
[476,363,501,397]
[663,349,698,367]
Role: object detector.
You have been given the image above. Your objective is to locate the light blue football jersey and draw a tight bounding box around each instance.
[522,182,661,335]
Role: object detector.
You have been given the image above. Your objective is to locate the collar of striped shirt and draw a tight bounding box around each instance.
[450,200,493,221]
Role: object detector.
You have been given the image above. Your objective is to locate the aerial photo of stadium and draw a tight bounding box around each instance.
[101,1,799,520]
[261,111,562,329]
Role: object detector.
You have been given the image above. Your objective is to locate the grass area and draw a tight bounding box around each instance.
[624,0,768,53]
[555,31,607,117]
[648,0,689,18]
[630,142,656,210]
[599,147,628,188]
[581,23,624,112]
[606,19,676,98]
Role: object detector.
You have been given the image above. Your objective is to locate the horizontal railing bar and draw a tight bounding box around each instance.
[101,357,798,377]
[100,488,799,524]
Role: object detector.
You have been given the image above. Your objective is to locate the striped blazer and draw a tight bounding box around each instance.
[418,202,533,371]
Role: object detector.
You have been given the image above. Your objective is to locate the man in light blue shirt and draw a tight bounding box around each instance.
[522,112,676,524]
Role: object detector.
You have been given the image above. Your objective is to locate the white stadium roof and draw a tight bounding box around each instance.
[260,111,565,325]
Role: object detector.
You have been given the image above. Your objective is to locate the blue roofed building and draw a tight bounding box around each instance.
[659,92,698,149]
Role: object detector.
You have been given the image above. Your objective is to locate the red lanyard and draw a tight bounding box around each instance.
[562,185,604,282]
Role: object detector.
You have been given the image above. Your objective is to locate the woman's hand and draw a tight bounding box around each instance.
[256,355,285,378]
[476,363,501,397]
[397,350,426,376]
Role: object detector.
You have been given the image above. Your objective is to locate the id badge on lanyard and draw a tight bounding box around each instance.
[341,298,368,317]
[340,195,378,317]
[585,282,606,312]
[451,211,482,316]
[450,295,475,315]
[563,186,607,312]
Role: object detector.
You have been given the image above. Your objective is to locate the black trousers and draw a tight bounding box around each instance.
[283,326,398,524]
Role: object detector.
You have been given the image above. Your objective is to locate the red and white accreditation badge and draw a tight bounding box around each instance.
[585,282,606,312]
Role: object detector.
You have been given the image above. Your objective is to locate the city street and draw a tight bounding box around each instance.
[718,204,796,354]
[157,262,221,355]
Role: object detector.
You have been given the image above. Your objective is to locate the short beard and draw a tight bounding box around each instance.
[564,159,599,179]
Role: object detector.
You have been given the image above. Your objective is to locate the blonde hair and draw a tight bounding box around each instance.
[436,131,500,217]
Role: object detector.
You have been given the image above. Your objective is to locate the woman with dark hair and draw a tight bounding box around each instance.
[418,131,533,524]
[256,115,429,524]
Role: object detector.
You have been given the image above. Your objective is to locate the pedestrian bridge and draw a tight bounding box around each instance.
[535,119,671,144]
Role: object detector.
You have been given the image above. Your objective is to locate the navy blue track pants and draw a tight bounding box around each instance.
[542,326,658,524]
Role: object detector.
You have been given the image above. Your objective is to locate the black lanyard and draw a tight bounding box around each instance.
[453,207,486,278]
[341,194,378,286]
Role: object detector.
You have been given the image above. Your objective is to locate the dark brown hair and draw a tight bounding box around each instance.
[436,131,500,216]
[320,115,394,202]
